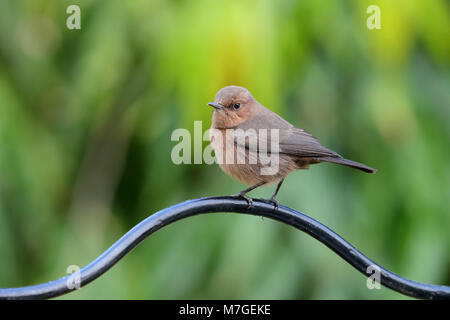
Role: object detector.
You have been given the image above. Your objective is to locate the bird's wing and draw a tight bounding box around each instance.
[235,108,294,131]
[278,128,341,158]
[232,110,340,158]
[231,109,291,153]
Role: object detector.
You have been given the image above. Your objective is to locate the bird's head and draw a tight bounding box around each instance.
[208,86,258,128]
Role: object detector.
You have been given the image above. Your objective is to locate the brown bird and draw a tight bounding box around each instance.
[208,85,376,208]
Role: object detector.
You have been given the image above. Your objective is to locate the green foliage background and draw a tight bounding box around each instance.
[0,0,449,299]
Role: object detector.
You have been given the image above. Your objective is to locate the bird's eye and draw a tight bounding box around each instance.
[233,103,240,110]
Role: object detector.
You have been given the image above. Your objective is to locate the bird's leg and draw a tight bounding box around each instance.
[268,179,285,210]
[232,181,266,209]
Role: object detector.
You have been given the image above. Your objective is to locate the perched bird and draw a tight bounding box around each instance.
[208,85,376,208]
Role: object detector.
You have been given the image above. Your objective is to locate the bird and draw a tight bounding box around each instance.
[207,85,376,208]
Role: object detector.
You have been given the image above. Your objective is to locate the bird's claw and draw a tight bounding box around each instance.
[269,198,279,211]
[256,197,279,211]
[232,193,254,209]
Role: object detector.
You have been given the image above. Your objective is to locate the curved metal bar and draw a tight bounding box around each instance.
[0,197,449,300]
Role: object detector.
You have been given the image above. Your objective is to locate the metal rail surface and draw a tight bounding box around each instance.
[1,197,449,300]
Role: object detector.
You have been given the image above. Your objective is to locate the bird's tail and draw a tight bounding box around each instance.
[320,157,376,174]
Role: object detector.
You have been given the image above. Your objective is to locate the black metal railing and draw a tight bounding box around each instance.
[0,196,449,300]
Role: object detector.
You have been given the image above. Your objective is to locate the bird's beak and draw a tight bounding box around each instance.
[208,102,224,110]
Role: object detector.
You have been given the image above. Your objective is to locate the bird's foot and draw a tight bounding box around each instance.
[269,197,279,211]
[256,197,279,210]
[232,192,254,209]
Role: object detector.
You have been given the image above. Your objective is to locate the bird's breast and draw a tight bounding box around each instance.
[209,128,290,186]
